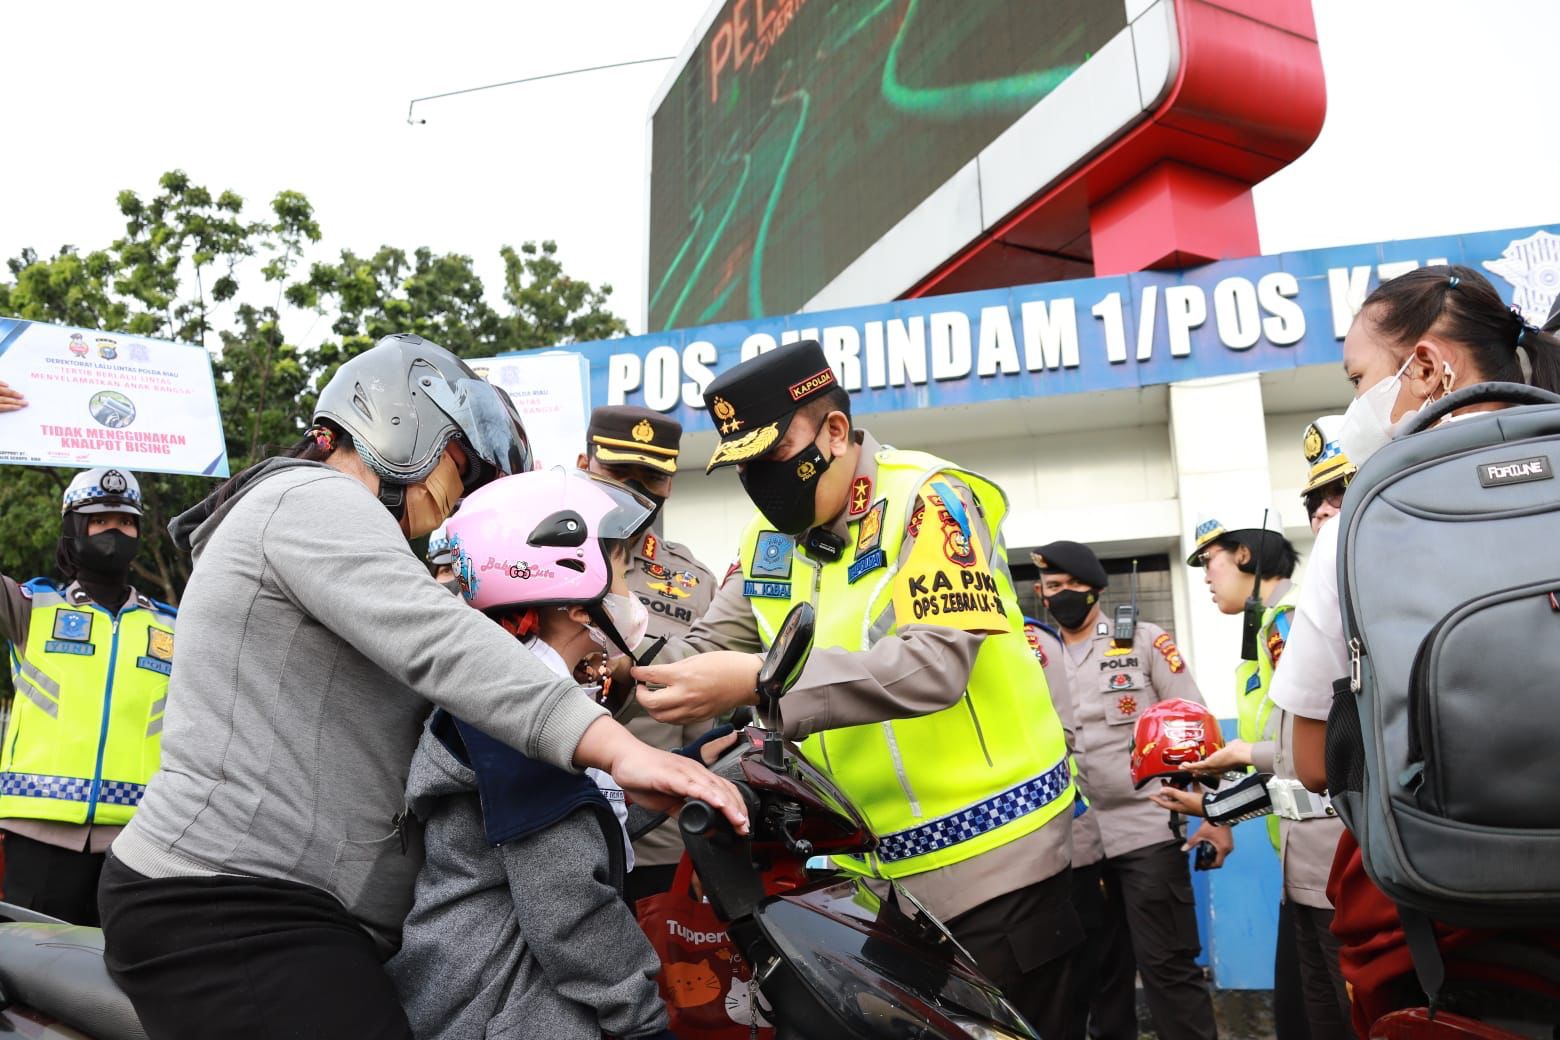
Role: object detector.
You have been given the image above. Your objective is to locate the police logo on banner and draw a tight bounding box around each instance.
[1484,229,1560,324]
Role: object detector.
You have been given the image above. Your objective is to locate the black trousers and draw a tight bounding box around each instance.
[98,853,413,1040]
[945,867,1084,1040]
[1275,899,1308,1040]
[3,832,105,925]
[1291,903,1355,1039]
[1076,841,1217,1040]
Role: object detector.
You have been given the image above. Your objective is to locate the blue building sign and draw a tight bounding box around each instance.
[520,225,1560,427]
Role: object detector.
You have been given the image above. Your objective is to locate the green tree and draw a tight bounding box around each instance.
[497,240,629,349]
[0,171,626,617]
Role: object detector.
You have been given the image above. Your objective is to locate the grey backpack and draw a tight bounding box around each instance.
[1330,382,1560,1003]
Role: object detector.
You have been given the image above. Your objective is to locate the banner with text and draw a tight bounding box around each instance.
[536,225,1560,431]
[467,351,591,471]
[0,320,229,477]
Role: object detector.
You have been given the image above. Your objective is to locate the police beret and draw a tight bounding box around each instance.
[702,340,840,473]
[587,405,683,475]
[1031,540,1108,589]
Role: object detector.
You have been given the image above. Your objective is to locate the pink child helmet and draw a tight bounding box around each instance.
[445,468,654,625]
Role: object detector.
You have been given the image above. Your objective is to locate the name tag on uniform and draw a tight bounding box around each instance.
[743,580,792,600]
[45,640,95,656]
[848,549,886,584]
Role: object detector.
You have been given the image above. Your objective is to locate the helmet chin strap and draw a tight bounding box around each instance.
[585,600,637,659]
[378,481,407,520]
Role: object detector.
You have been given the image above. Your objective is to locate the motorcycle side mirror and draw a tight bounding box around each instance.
[756,602,814,767]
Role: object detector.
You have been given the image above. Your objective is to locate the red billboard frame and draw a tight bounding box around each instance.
[905,0,1326,297]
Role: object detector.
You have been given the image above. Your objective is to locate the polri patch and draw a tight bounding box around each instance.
[743,580,792,600]
[136,656,173,676]
[751,531,794,579]
[53,609,93,642]
[848,548,887,584]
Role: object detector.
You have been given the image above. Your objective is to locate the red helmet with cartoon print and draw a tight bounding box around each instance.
[1130,698,1224,789]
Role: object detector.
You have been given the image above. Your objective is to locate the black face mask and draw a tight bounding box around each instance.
[75,529,140,576]
[738,439,831,536]
[624,479,667,526]
[437,578,462,597]
[1045,588,1098,631]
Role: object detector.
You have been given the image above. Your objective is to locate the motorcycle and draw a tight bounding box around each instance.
[0,602,1030,1040]
[668,602,1039,1040]
[0,901,144,1039]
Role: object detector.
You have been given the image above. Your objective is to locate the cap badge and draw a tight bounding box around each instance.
[101,470,128,494]
[1303,424,1324,462]
[712,396,743,435]
[632,419,655,444]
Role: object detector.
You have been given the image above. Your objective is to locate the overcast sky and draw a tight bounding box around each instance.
[2,0,1556,343]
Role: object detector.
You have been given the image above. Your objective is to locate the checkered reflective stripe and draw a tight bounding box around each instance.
[875,759,1071,864]
[0,771,146,807]
[62,484,142,510]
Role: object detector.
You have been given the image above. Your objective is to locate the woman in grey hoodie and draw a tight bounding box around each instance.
[96,336,746,1040]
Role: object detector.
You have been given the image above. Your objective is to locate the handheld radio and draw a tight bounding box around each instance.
[1239,511,1270,661]
[1112,559,1139,649]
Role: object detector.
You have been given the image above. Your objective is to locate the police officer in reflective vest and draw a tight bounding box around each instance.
[632,340,1082,1037]
[0,468,174,924]
[1032,540,1227,1040]
[577,405,718,903]
[1156,423,1356,1037]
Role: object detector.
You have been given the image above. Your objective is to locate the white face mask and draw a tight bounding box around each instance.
[1336,355,1426,467]
[586,592,650,659]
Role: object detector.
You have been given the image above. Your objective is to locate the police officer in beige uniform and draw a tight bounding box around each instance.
[1033,540,1229,1040]
[577,405,718,903]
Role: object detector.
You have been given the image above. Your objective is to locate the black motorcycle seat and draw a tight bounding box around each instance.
[0,923,148,1040]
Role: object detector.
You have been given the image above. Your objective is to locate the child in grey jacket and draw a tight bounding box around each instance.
[388,470,679,1040]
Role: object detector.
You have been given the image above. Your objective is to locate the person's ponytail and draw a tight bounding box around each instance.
[1516,325,1560,396]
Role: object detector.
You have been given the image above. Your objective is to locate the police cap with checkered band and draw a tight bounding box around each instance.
[61,468,143,516]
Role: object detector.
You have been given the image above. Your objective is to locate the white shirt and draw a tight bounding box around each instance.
[528,638,634,870]
[1267,517,1350,721]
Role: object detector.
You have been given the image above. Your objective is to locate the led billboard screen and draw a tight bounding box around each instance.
[647,0,1129,331]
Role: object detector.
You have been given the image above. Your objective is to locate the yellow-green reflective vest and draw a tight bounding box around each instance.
[1233,584,1299,852]
[2,581,173,826]
[735,448,1073,879]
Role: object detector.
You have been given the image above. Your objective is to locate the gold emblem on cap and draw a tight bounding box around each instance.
[712,396,744,435]
[1303,424,1324,462]
[706,422,779,471]
[632,419,655,444]
[796,460,817,481]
